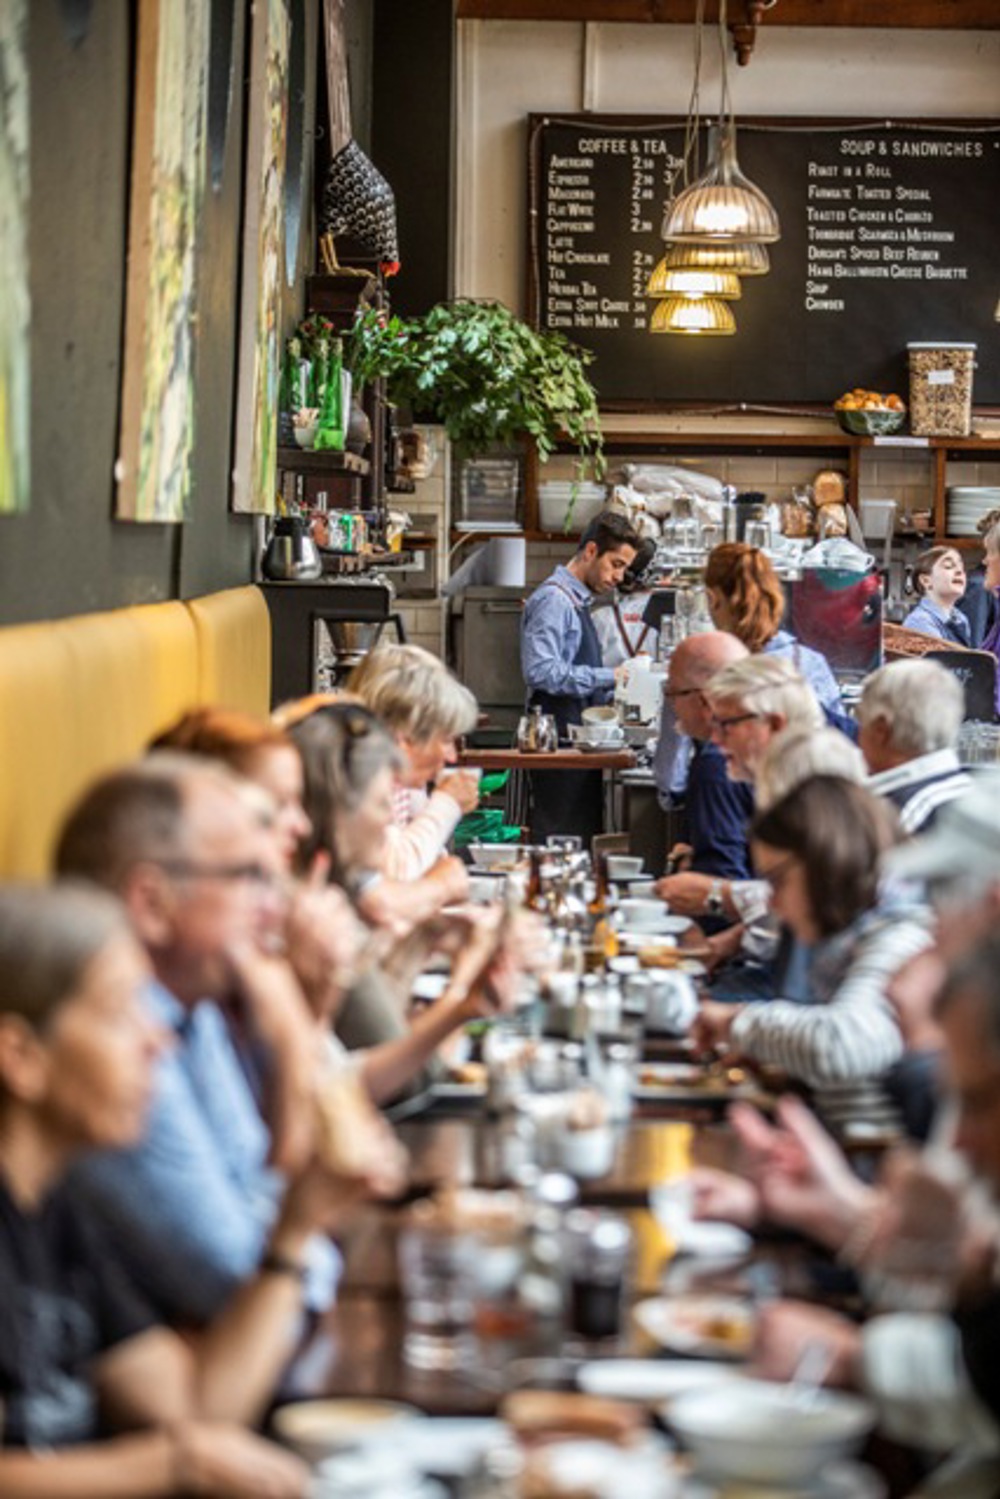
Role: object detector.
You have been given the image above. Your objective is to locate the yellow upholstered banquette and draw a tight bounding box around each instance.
[0,586,271,879]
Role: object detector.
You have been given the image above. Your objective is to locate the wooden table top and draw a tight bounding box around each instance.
[458,747,637,771]
[284,1102,833,1416]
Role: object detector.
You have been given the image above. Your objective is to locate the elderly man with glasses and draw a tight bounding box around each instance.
[653,632,752,929]
[53,755,391,1326]
[656,654,824,928]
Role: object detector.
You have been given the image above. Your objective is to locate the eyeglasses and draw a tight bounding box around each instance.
[755,850,799,891]
[155,859,276,887]
[711,711,762,736]
[664,686,704,701]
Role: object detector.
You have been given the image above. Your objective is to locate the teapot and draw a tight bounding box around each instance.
[261,515,322,582]
[517,705,558,753]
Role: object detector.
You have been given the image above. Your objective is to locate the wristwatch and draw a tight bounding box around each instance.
[704,878,726,918]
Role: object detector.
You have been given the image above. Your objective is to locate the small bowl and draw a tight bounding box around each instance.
[293,421,318,449]
[835,407,905,436]
[272,1399,420,1465]
[557,1125,616,1180]
[468,842,521,870]
[570,721,621,746]
[607,855,644,880]
[582,705,619,725]
[616,897,669,931]
[668,1379,875,1487]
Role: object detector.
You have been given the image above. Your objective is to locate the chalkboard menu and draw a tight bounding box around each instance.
[528,116,1000,406]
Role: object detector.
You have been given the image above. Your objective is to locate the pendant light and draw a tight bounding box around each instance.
[658,240,770,277]
[663,127,780,243]
[646,264,742,300]
[661,0,780,247]
[650,297,736,336]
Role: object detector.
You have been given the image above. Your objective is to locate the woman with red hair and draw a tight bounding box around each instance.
[704,543,843,713]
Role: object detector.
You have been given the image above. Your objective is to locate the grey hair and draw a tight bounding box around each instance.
[55,753,244,893]
[348,645,478,742]
[0,883,131,1036]
[756,725,867,812]
[857,660,964,757]
[704,654,824,733]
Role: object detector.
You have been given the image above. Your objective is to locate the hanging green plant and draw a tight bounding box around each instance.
[344,299,604,479]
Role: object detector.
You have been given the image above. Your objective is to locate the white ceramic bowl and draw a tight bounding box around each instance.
[467,872,505,904]
[570,720,621,745]
[607,855,644,880]
[668,1379,875,1487]
[272,1399,420,1465]
[616,897,669,931]
[557,1125,616,1180]
[468,842,521,870]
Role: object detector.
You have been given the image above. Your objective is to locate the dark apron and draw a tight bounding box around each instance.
[527,578,606,849]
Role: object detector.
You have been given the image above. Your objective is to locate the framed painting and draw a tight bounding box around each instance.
[0,0,30,516]
[231,0,290,515]
[115,0,209,523]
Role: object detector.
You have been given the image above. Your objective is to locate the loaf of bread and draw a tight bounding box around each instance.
[501,1391,642,1447]
[813,469,847,508]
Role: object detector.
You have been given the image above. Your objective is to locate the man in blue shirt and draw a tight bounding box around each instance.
[521,511,639,846]
[55,756,355,1324]
[654,632,754,923]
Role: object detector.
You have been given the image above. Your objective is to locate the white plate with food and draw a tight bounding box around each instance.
[577,1358,742,1404]
[666,1219,754,1260]
[434,1062,487,1098]
[633,1295,755,1360]
[353,1417,509,1478]
[632,1062,757,1105]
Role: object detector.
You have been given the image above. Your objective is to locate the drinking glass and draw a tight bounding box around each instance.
[699,521,722,551]
[565,1210,632,1340]
[745,518,772,550]
[674,517,701,551]
[398,1219,477,1369]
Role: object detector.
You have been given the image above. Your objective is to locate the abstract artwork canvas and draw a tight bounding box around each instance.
[0,0,30,516]
[231,0,290,515]
[116,0,209,522]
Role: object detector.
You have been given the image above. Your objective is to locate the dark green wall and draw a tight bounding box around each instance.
[0,0,317,627]
[371,0,453,317]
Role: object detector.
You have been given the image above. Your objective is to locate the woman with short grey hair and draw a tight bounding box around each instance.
[349,646,482,879]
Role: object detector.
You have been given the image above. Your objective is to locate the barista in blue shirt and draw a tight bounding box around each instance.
[521,511,639,846]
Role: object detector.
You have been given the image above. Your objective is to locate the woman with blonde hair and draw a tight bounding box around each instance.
[704,542,842,713]
[348,645,482,879]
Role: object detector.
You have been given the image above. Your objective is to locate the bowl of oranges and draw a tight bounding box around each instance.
[833,388,906,436]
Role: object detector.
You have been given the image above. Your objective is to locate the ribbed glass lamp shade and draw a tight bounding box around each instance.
[661,240,770,277]
[650,296,736,336]
[663,130,780,245]
[646,262,742,300]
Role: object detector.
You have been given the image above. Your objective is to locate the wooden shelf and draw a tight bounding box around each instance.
[277,447,370,476]
[524,425,1000,543]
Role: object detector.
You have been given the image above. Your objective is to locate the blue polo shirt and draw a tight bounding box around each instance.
[686,739,755,882]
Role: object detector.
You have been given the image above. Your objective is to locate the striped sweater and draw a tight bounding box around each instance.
[730,902,934,1134]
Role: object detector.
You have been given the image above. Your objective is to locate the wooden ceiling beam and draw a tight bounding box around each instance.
[456,1,1000,29]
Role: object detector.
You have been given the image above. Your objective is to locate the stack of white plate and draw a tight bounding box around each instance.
[537,480,608,532]
[946,486,1000,536]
